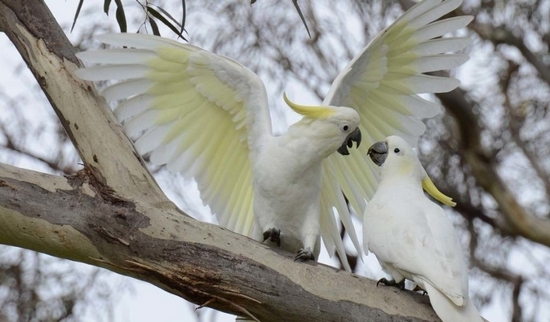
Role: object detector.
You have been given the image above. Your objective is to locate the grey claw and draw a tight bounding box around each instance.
[376,277,405,290]
[262,228,281,247]
[294,247,315,261]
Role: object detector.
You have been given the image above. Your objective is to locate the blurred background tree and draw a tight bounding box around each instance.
[0,0,548,321]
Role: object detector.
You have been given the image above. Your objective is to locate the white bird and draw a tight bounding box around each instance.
[74,0,472,270]
[364,135,483,322]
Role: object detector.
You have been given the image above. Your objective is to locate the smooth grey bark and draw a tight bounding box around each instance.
[0,0,441,321]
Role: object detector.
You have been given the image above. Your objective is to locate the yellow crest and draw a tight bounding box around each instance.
[283,93,335,120]
[422,177,456,207]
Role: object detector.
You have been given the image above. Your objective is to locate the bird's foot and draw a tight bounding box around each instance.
[294,247,315,261]
[262,227,281,247]
[376,278,405,290]
[412,285,428,295]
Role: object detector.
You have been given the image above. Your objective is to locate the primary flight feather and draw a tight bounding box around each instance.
[75,0,472,270]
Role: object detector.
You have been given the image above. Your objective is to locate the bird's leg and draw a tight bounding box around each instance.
[376,277,405,290]
[294,231,317,262]
[412,285,428,295]
[294,247,315,261]
[262,227,281,247]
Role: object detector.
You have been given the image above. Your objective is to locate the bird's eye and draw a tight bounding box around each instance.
[342,125,349,132]
[394,148,400,153]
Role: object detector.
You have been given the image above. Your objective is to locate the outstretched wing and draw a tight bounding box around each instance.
[320,0,473,260]
[75,33,272,236]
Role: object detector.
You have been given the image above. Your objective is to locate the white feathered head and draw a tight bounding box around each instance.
[368,135,456,207]
[283,93,362,156]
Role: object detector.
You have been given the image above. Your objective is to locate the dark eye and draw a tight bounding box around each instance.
[342,125,349,132]
[394,148,400,153]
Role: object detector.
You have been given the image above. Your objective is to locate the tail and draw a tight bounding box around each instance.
[424,283,484,322]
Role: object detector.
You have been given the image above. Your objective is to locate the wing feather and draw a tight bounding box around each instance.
[414,54,469,73]
[415,37,471,55]
[76,33,271,237]
[320,0,472,263]
[101,79,154,101]
[77,64,149,80]
[76,49,156,64]
[413,17,473,42]
[319,166,357,272]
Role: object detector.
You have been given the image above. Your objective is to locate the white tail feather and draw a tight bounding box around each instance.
[424,283,484,322]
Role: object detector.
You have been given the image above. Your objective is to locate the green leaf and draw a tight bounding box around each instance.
[114,0,127,33]
[104,0,112,15]
[70,0,84,32]
[146,5,187,40]
[149,17,161,36]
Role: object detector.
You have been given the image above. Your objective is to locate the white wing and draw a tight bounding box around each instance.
[75,33,272,236]
[366,197,468,305]
[319,0,473,259]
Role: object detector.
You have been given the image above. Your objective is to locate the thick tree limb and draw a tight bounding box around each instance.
[0,0,442,321]
[0,162,438,322]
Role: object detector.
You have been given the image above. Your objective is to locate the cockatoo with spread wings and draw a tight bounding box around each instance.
[75,0,472,271]
[365,136,482,322]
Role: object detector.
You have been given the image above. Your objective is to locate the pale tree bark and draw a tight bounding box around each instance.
[0,1,441,321]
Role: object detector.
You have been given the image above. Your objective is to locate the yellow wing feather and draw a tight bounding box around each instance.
[75,33,271,237]
[320,0,472,259]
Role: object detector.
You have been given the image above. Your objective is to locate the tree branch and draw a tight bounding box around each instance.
[0,0,444,320]
[0,162,439,322]
[437,88,550,248]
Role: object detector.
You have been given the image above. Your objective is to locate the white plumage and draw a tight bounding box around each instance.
[75,0,472,271]
[364,136,483,322]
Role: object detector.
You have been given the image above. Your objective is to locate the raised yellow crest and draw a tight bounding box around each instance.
[283,93,336,120]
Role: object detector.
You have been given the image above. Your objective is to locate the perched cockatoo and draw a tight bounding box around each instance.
[364,136,483,322]
[75,0,472,270]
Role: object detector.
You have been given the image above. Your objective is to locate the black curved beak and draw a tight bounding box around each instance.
[367,141,388,166]
[337,127,362,156]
